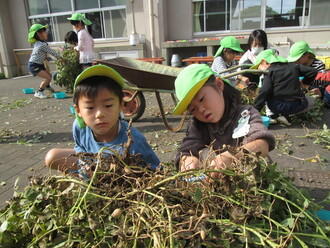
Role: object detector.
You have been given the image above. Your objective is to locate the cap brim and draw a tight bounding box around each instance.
[234,47,244,53]
[287,55,301,62]
[173,78,209,115]
[74,65,125,89]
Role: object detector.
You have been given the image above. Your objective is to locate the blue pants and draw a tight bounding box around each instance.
[267,98,309,115]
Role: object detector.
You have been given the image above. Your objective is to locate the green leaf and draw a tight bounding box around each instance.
[281,218,295,228]
[267,183,275,193]
[192,188,202,203]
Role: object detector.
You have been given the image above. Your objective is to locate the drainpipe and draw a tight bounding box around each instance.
[129,0,139,46]
[148,0,156,57]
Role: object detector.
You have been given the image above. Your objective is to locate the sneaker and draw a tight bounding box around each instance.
[268,114,278,124]
[34,91,48,99]
[277,116,291,126]
[45,86,55,93]
[270,118,278,124]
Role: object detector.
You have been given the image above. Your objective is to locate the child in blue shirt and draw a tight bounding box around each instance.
[45,65,160,175]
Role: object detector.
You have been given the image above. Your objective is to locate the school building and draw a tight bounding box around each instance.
[0,0,329,78]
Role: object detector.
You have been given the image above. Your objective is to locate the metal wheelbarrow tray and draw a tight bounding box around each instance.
[96,57,185,132]
[97,57,182,91]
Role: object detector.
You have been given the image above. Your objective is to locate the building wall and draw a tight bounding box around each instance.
[0,0,329,78]
[0,0,29,77]
[166,0,193,41]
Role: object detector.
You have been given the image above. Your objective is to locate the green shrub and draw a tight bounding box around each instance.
[0,72,6,80]
[54,48,81,92]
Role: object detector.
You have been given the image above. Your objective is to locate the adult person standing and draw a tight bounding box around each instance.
[239,29,268,84]
[68,13,94,70]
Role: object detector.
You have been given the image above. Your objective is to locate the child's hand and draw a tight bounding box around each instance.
[78,161,95,179]
[208,152,233,180]
[180,156,200,172]
[238,75,250,85]
[310,88,322,98]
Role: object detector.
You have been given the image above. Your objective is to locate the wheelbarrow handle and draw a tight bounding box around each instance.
[222,69,268,79]
[218,64,254,74]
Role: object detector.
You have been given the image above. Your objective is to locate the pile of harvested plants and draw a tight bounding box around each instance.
[1,143,329,247]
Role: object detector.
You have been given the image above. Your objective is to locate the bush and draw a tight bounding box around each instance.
[54,48,80,92]
[0,72,6,80]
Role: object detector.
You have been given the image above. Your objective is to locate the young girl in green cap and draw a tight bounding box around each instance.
[173,64,275,179]
[211,36,250,87]
[68,13,94,70]
[28,24,61,99]
[252,49,318,125]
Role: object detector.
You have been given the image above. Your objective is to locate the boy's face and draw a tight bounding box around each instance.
[296,53,313,66]
[74,87,123,142]
[188,77,225,123]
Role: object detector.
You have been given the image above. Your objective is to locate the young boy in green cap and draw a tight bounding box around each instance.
[68,13,94,70]
[28,24,61,99]
[252,49,318,125]
[287,41,330,108]
[45,64,160,177]
[211,36,250,87]
[173,64,275,179]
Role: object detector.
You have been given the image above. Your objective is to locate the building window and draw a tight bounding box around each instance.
[193,0,230,32]
[26,0,127,42]
[231,0,262,30]
[265,0,303,28]
[193,0,330,34]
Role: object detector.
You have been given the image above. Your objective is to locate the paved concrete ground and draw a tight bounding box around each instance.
[0,75,329,210]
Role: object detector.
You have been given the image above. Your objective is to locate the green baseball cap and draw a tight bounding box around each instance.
[214,36,244,58]
[287,41,315,62]
[251,49,287,69]
[28,24,48,43]
[74,64,125,128]
[173,64,231,115]
[68,13,92,25]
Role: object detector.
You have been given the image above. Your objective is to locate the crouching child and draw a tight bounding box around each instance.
[173,64,275,180]
[45,65,160,177]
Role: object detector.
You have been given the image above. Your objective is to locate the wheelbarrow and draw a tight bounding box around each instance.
[96,57,185,132]
[95,57,266,132]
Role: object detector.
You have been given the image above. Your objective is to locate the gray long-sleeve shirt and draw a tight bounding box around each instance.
[175,105,275,166]
[29,41,61,65]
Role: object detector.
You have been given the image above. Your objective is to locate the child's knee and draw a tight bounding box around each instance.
[45,149,57,168]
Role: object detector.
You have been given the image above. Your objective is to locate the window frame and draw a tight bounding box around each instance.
[192,0,330,35]
[26,0,127,43]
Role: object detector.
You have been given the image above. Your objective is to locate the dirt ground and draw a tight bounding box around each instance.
[0,77,329,210]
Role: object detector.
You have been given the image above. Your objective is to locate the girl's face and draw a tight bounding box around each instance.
[251,38,264,55]
[258,60,270,70]
[188,78,225,123]
[74,87,123,142]
[37,30,48,41]
[223,49,236,62]
[73,22,84,31]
